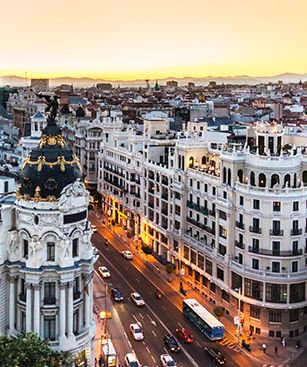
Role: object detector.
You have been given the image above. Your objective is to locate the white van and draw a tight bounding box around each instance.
[124,352,141,367]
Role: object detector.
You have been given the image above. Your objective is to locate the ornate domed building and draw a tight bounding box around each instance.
[0,100,97,365]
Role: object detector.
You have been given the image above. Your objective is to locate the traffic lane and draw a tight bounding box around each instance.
[91,224,257,367]
[94,247,199,367]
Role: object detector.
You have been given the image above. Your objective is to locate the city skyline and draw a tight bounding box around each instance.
[1,0,307,80]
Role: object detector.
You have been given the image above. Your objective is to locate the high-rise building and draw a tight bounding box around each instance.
[30,78,49,91]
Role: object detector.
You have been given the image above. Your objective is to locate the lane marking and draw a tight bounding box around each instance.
[132,314,139,323]
[152,330,157,337]
[164,347,169,354]
[196,340,201,347]
[151,355,156,362]
[146,346,151,354]
[177,322,183,328]
[139,313,144,319]
[124,332,128,340]
[128,340,132,348]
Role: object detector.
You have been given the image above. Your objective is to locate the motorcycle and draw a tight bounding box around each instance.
[105,240,109,246]
[155,290,162,299]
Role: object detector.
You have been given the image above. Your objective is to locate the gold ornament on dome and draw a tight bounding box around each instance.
[39,134,65,148]
[21,155,81,173]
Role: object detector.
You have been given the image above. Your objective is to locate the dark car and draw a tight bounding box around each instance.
[164,334,181,352]
[205,347,225,365]
[176,327,193,343]
[111,288,124,302]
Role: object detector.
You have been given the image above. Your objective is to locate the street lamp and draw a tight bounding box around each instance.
[235,287,242,344]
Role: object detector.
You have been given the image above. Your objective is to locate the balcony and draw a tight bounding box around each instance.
[186,201,208,215]
[235,240,245,249]
[248,246,303,257]
[249,226,262,234]
[291,228,302,236]
[236,221,245,230]
[73,291,81,301]
[270,229,284,236]
[209,209,216,217]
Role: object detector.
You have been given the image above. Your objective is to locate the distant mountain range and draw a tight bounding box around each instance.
[0,73,307,88]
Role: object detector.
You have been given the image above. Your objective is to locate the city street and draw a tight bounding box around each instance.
[90,213,258,367]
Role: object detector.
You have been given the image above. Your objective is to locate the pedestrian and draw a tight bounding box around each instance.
[282,338,286,347]
[262,343,267,353]
[275,346,278,355]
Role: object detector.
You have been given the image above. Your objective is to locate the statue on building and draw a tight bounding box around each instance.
[36,93,59,124]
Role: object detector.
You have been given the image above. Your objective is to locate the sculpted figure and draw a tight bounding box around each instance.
[7,231,18,256]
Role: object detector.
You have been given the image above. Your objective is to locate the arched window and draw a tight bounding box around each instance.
[303,171,307,186]
[258,173,266,188]
[189,157,194,168]
[228,168,232,186]
[250,171,255,186]
[293,173,297,188]
[210,160,216,168]
[271,174,280,188]
[284,174,291,188]
[237,169,243,183]
[201,156,207,166]
[223,167,227,184]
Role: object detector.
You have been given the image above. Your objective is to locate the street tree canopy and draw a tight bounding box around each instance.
[0,333,73,367]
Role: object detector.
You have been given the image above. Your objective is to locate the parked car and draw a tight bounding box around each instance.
[160,354,177,367]
[129,323,144,341]
[204,347,225,365]
[130,292,145,306]
[164,334,181,352]
[98,266,110,278]
[175,327,193,343]
[110,288,124,302]
[122,250,133,260]
[91,224,97,233]
[124,352,141,367]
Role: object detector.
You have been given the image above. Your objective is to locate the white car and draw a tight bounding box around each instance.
[98,266,110,278]
[124,352,141,367]
[160,354,177,367]
[130,292,145,306]
[122,250,133,260]
[129,323,144,341]
[91,224,97,233]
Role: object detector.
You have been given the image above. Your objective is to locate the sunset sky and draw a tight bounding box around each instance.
[1,0,306,80]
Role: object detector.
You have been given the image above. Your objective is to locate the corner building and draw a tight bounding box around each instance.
[0,120,96,364]
[98,121,307,338]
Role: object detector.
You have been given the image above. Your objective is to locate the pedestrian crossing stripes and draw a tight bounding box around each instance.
[262,364,289,367]
[218,338,241,352]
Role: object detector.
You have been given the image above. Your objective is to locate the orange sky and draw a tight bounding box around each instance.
[1,0,307,80]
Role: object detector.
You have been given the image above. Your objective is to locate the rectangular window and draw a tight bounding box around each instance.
[217,267,224,281]
[273,201,281,212]
[44,282,56,304]
[289,309,299,322]
[205,259,212,275]
[266,283,287,303]
[231,272,242,291]
[210,282,216,293]
[44,316,56,341]
[250,305,261,319]
[272,241,280,255]
[23,240,29,259]
[252,258,259,270]
[253,199,260,210]
[252,238,259,252]
[244,278,263,300]
[72,238,79,257]
[290,283,305,303]
[47,242,55,261]
[222,290,230,303]
[269,310,281,323]
[253,218,259,228]
[218,244,226,256]
[272,262,280,273]
[202,275,208,287]
[191,250,197,265]
[239,196,244,206]
[293,201,299,212]
[292,261,298,273]
[197,254,204,270]
[184,245,190,260]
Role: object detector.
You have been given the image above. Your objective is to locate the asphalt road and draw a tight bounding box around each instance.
[90,213,259,367]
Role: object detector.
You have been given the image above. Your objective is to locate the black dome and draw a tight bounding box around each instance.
[17,123,82,202]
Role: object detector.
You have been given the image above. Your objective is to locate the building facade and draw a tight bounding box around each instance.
[97,120,307,338]
[0,116,97,365]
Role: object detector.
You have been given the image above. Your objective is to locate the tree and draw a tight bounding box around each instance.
[0,333,73,367]
[165,263,174,282]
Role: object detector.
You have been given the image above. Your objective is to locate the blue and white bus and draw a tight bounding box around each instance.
[183,298,225,340]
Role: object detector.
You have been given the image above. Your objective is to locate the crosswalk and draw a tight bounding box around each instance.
[262,364,289,367]
[218,337,241,352]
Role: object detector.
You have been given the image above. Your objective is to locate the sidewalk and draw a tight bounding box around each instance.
[103,220,304,366]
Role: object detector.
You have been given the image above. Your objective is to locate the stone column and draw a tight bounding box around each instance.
[8,277,16,333]
[59,282,66,339]
[26,283,32,332]
[67,282,74,337]
[33,284,41,335]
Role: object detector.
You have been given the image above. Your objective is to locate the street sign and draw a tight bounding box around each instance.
[234,316,239,325]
